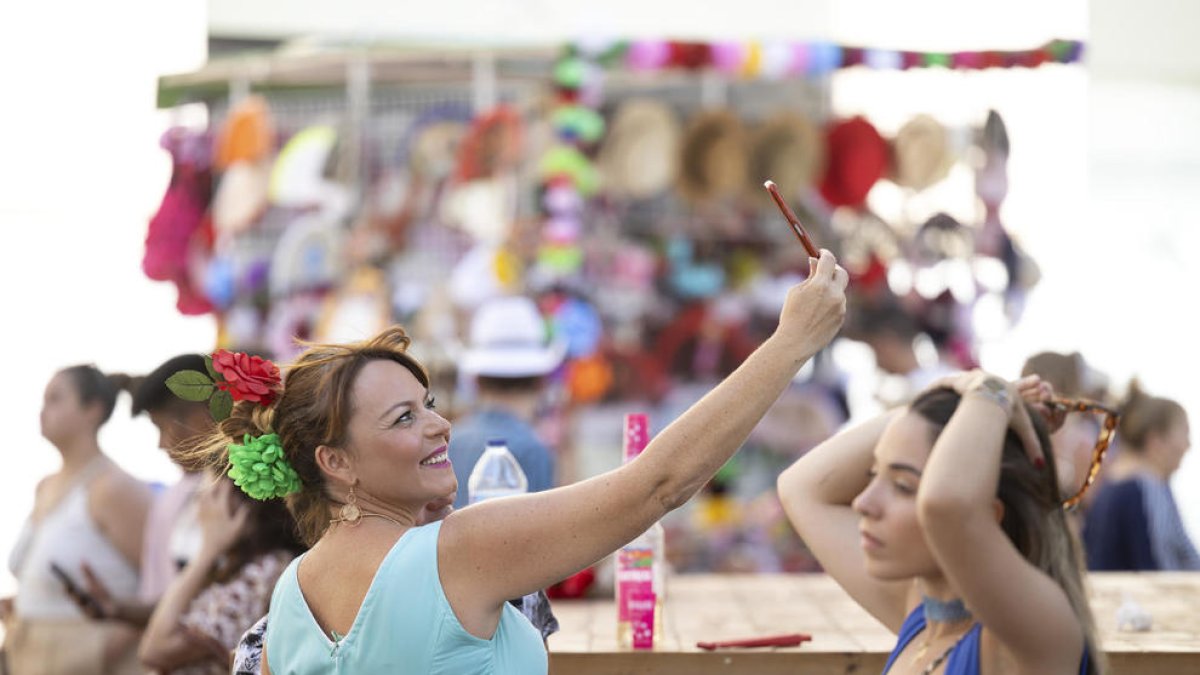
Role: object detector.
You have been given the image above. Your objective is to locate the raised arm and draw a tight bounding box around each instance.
[917,373,1083,672]
[440,251,847,631]
[776,409,912,632]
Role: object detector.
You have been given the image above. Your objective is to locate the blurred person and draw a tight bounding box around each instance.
[449,295,564,508]
[846,300,958,409]
[138,473,304,674]
[1083,382,1198,571]
[188,250,844,674]
[67,356,213,628]
[4,365,152,674]
[779,372,1102,674]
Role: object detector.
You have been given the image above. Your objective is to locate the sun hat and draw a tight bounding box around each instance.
[745,111,825,205]
[891,114,955,191]
[676,109,748,204]
[461,296,567,378]
[597,98,681,200]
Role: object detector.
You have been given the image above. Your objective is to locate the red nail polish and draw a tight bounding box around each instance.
[1033,457,1045,470]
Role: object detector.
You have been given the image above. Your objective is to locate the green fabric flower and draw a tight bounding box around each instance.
[226,433,302,500]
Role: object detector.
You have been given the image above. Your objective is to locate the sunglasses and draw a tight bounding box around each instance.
[1047,396,1119,511]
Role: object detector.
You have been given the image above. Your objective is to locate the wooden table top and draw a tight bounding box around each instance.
[547,572,1200,675]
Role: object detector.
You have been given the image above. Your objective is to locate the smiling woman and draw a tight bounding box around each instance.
[182,249,848,674]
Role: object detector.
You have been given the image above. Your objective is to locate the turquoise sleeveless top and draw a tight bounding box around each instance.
[882,605,1089,675]
[264,521,547,674]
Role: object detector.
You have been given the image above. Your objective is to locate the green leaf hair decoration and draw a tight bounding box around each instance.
[226,433,302,500]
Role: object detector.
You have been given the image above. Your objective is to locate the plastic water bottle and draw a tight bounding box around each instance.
[467,439,528,504]
[615,414,666,650]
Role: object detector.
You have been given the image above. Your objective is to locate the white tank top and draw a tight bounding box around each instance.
[7,461,141,620]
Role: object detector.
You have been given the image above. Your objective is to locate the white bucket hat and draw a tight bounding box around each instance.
[461,296,566,378]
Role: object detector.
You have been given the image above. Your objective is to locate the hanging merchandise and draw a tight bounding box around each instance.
[268,214,344,298]
[214,95,275,169]
[891,114,956,192]
[676,110,748,205]
[143,127,214,316]
[405,104,474,181]
[455,106,524,183]
[441,176,519,246]
[269,125,340,208]
[448,244,518,311]
[314,266,392,343]
[597,98,681,201]
[212,160,271,235]
[972,110,1041,327]
[606,38,1083,79]
[263,292,324,362]
[744,111,825,207]
[818,116,888,208]
[532,48,607,288]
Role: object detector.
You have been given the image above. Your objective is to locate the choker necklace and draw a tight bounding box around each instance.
[922,595,973,624]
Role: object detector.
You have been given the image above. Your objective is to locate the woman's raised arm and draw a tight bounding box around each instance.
[440,251,847,633]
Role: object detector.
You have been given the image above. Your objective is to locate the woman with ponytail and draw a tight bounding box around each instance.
[1083,382,1196,571]
[779,371,1103,674]
[5,366,152,674]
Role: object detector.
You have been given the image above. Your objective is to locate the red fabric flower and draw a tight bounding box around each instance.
[212,350,281,405]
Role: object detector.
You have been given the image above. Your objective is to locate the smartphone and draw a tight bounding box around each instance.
[764,180,820,258]
[49,562,104,617]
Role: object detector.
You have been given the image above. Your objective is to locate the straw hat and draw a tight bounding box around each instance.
[892,114,955,191]
[745,111,825,204]
[597,98,681,199]
[677,110,748,203]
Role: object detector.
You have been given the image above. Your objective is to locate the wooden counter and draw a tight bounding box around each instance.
[547,572,1200,674]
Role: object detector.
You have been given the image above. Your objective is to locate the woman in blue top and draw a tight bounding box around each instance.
[1084,383,1197,571]
[779,371,1103,674]
[192,251,848,674]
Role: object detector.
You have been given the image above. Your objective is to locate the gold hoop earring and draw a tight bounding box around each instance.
[338,484,362,525]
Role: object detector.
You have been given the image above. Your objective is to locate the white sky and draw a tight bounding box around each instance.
[2,1,1197,599]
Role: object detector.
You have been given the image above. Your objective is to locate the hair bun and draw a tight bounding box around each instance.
[1121,378,1149,412]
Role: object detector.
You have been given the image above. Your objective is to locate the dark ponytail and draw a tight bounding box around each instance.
[60,365,138,426]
